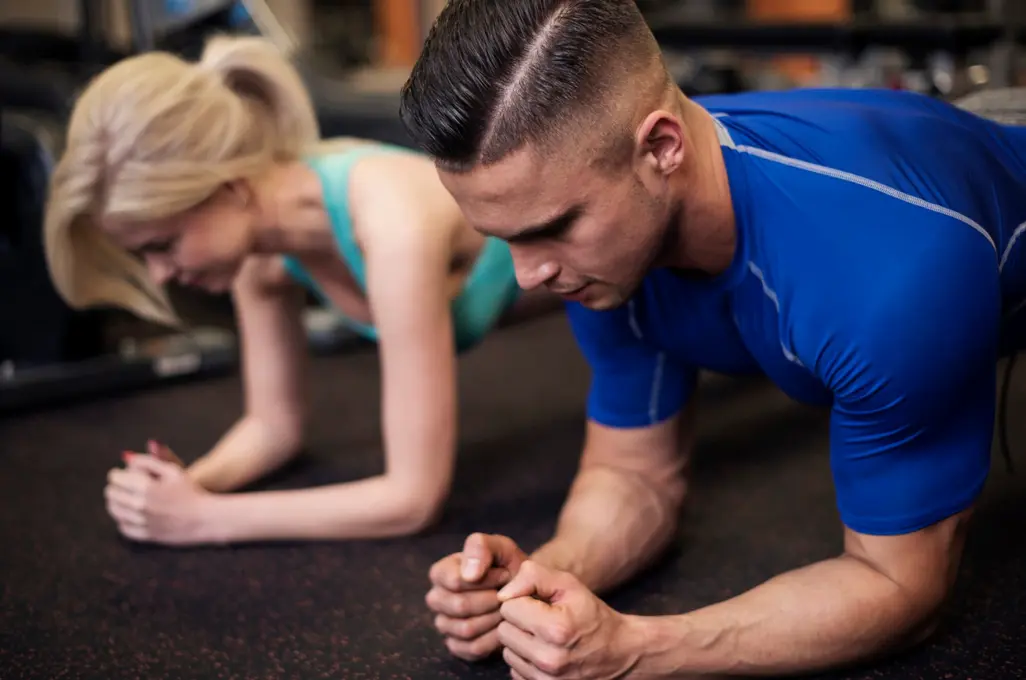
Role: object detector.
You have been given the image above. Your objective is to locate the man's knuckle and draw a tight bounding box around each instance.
[429,557,452,582]
[538,648,570,674]
[454,619,476,639]
[546,619,573,646]
[450,596,470,617]
[469,635,495,658]
[446,637,479,661]
[426,586,446,609]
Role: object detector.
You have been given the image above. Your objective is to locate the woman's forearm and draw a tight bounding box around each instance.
[187,414,304,493]
[197,474,447,543]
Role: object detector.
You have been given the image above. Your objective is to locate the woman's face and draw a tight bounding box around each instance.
[104,185,255,294]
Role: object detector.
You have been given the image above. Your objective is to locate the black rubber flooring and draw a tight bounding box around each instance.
[2,314,1025,679]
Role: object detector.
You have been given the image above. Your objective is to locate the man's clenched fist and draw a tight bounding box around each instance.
[426,533,528,661]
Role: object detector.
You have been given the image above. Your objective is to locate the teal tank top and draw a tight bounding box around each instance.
[281,143,521,353]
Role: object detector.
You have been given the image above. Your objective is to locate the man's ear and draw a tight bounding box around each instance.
[636,111,686,177]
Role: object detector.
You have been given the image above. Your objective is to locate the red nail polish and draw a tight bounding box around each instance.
[122,451,134,463]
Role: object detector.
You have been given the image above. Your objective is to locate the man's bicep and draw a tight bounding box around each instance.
[832,387,993,537]
[828,313,998,537]
[582,406,694,481]
[566,302,696,430]
[819,207,1002,537]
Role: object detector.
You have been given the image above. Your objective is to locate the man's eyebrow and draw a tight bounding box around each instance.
[506,205,583,243]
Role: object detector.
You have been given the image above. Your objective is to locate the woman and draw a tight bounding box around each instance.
[44,35,556,546]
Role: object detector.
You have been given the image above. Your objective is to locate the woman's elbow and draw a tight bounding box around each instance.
[251,413,305,455]
[390,484,449,535]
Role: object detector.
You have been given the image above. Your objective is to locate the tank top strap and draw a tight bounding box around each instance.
[303,143,412,289]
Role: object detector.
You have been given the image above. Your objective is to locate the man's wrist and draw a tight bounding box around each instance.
[530,540,585,584]
[622,613,713,679]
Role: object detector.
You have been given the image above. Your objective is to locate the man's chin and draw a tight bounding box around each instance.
[577,290,629,311]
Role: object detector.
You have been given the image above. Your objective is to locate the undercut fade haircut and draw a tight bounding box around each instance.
[399,0,667,172]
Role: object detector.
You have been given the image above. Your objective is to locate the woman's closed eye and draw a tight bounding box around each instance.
[136,237,176,256]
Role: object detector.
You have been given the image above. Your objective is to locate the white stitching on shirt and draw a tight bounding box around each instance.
[627,300,643,340]
[747,261,805,367]
[737,145,997,254]
[649,352,666,424]
[1000,221,1026,272]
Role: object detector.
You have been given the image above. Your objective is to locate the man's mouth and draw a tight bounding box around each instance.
[553,283,590,300]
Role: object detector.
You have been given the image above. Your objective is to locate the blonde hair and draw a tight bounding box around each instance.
[43,35,321,327]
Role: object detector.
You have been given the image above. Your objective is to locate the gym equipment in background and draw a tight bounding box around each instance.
[0,1,380,414]
[0,109,106,373]
[0,96,241,415]
[121,0,417,145]
[645,1,1024,96]
[0,0,125,77]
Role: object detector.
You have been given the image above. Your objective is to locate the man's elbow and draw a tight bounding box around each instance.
[865,560,955,652]
[904,575,954,645]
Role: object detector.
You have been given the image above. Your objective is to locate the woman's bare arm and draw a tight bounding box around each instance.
[186,256,310,493]
[193,159,462,542]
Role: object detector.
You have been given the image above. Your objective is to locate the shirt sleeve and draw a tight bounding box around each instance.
[565,300,696,429]
[820,222,1000,536]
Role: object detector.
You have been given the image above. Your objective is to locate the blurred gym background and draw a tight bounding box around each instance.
[2,0,1024,413]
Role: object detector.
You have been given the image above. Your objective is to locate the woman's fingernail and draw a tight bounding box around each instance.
[122,451,134,463]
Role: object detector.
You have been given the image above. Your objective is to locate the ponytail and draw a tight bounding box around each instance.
[198,35,321,160]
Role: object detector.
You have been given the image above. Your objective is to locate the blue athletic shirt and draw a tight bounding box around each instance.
[567,88,1026,536]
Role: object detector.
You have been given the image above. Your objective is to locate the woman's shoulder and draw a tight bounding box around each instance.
[345,150,462,250]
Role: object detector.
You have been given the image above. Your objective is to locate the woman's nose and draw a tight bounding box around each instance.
[145,255,177,286]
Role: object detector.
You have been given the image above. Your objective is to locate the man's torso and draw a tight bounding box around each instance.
[612,87,1026,405]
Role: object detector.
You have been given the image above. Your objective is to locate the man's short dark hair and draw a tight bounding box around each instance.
[399,0,665,171]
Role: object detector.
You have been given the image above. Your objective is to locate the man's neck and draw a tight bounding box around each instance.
[667,96,737,276]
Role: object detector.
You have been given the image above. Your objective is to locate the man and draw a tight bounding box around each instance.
[398,1,1026,677]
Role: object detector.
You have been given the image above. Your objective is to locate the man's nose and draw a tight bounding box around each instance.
[511,250,559,291]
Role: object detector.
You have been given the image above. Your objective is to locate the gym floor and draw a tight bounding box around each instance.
[3,313,1025,679]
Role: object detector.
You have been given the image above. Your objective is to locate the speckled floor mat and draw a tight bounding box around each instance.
[2,314,1024,679]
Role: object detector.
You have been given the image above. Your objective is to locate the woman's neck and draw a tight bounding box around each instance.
[249,161,336,256]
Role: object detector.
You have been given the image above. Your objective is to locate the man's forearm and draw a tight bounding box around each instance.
[629,554,940,678]
[531,464,685,594]
[187,414,303,493]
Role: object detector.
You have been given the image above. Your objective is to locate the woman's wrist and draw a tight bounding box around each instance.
[194,491,232,545]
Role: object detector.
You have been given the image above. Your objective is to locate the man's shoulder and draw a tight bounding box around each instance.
[715,92,1010,251]
[701,87,984,156]
[695,86,948,118]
